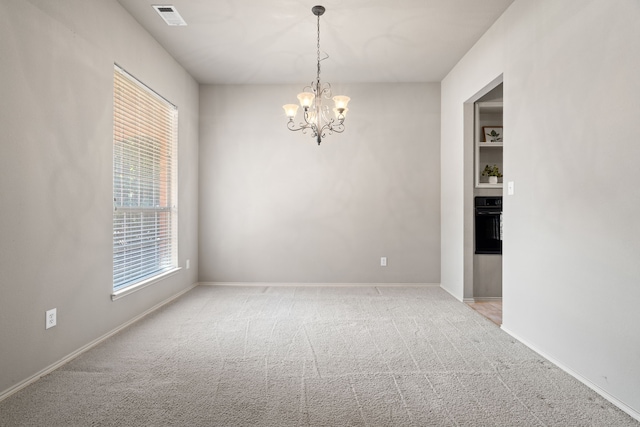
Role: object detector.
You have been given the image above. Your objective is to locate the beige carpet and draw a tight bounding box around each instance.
[0,285,637,426]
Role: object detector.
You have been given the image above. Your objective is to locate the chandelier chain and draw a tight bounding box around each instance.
[316,13,321,83]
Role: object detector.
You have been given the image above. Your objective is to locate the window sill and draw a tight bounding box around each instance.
[111,267,182,301]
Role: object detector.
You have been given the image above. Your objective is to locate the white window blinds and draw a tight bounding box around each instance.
[113,66,178,291]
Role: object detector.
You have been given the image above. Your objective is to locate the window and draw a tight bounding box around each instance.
[113,65,178,293]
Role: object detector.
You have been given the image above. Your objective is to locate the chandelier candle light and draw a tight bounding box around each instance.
[283,5,350,145]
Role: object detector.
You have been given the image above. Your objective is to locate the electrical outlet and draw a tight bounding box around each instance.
[380,257,387,267]
[45,308,57,329]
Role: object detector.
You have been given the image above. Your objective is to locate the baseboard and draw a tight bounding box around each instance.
[463,297,503,303]
[501,326,640,422]
[472,297,502,302]
[0,282,198,403]
[198,282,441,287]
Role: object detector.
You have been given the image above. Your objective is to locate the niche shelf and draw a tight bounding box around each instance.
[475,101,503,188]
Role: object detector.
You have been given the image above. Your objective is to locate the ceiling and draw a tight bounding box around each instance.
[116,0,514,85]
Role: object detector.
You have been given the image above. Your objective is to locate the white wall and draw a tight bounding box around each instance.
[441,0,640,417]
[0,0,199,396]
[199,83,440,283]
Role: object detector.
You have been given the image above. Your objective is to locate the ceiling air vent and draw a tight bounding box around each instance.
[152,5,187,26]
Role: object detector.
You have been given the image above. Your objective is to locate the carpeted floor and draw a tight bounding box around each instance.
[0,285,637,426]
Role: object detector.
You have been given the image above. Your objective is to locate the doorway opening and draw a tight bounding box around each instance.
[463,77,503,325]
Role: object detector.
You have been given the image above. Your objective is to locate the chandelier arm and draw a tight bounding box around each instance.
[321,120,344,135]
[318,119,334,134]
[287,120,313,133]
[328,124,345,134]
[302,108,320,135]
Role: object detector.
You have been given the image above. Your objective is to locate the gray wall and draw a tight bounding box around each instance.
[441,0,640,417]
[0,0,199,395]
[199,83,440,283]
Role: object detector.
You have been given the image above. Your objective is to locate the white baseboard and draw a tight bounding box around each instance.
[199,282,441,287]
[471,297,502,302]
[463,297,502,303]
[440,285,463,302]
[0,282,198,403]
[501,326,640,422]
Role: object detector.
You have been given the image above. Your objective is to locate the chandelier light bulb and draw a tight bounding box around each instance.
[332,96,350,110]
[282,104,299,119]
[297,92,315,109]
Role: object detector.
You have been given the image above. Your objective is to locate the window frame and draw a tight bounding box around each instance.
[112,65,179,300]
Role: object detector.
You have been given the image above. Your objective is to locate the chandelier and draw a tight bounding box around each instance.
[282,5,350,145]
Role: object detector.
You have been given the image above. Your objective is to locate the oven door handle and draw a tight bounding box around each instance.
[476,211,502,215]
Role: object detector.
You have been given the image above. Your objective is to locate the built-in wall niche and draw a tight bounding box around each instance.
[475,101,503,188]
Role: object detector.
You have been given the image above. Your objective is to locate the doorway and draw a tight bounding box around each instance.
[463,78,504,325]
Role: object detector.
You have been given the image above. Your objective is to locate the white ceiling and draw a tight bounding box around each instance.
[116,0,514,85]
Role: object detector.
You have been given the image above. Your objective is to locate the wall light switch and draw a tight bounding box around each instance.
[380,257,387,267]
[507,181,515,196]
[186,259,190,269]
